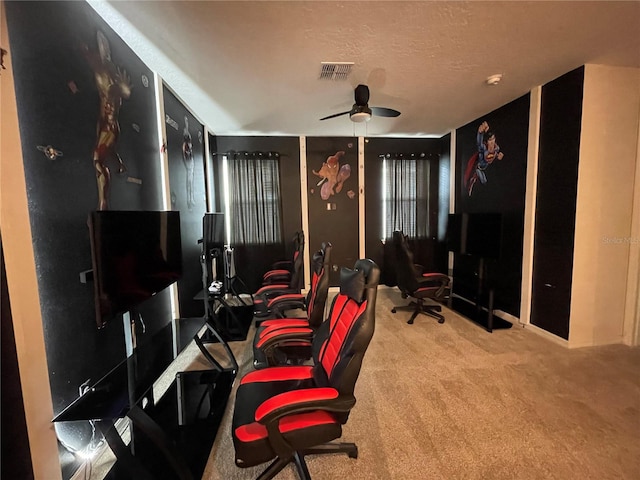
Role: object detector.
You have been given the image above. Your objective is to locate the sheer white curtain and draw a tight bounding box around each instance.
[382,154,429,239]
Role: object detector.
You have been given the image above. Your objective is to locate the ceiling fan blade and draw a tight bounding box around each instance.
[354,84,370,106]
[371,106,401,118]
[319,110,351,121]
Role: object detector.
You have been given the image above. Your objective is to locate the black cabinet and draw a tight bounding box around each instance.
[451,253,513,332]
[105,369,234,480]
[52,319,236,480]
[530,66,584,339]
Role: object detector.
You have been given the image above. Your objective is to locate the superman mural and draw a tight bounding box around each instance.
[464,121,505,197]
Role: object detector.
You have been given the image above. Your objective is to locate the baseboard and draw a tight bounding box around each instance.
[568,335,626,349]
[493,309,520,325]
[523,322,569,347]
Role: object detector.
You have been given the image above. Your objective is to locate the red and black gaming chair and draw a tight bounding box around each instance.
[253,232,305,317]
[391,230,450,324]
[261,231,304,285]
[252,242,332,369]
[232,259,380,480]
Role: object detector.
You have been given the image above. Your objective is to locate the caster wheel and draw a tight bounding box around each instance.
[391,308,396,313]
[438,318,445,324]
[407,319,414,325]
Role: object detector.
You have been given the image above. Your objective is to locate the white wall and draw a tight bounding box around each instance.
[570,65,640,347]
[519,86,542,327]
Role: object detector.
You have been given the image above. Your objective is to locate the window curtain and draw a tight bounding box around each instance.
[383,154,429,239]
[227,152,283,245]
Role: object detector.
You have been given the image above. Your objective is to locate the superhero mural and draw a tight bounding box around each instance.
[463,121,505,197]
[5,0,167,465]
[456,95,529,213]
[454,94,530,317]
[83,30,133,211]
[164,85,206,317]
[306,138,359,286]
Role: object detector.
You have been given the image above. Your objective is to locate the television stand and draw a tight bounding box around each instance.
[52,321,235,480]
[449,256,512,333]
[194,318,238,372]
[449,295,512,332]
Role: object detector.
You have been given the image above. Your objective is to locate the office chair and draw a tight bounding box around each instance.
[232,259,379,480]
[391,230,450,325]
[253,232,305,317]
[252,242,332,369]
[261,231,304,285]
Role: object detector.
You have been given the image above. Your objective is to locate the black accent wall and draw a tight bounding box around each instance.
[363,137,447,285]
[306,138,359,285]
[453,94,530,317]
[164,86,207,318]
[6,0,170,422]
[212,136,302,292]
[530,67,584,339]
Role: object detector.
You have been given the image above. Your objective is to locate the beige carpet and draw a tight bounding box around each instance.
[200,288,640,480]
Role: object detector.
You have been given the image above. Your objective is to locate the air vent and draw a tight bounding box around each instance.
[320,62,354,80]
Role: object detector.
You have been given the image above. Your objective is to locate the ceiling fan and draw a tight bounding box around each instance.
[320,84,401,123]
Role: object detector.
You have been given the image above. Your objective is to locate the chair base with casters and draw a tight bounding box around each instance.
[248,442,358,480]
[391,295,445,324]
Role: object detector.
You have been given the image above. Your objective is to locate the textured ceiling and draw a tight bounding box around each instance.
[90,1,640,138]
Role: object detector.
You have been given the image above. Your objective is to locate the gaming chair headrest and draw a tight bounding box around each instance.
[340,267,365,303]
[312,242,332,274]
[339,258,380,304]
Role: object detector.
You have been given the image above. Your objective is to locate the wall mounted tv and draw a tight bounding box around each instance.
[88,211,183,329]
[446,212,503,259]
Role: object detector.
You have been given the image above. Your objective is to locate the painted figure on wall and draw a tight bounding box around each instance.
[464,121,504,196]
[312,150,352,200]
[182,116,195,209]
[83,30,132,210]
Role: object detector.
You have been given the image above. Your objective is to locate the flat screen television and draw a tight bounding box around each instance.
[446,212,502,259]
[203,212,226,247]
[88,211,183,328]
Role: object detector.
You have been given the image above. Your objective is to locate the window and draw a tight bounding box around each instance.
[382,154,429,239]
[222,152,283,245]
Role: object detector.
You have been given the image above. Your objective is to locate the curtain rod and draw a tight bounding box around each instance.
[210,150,286,158]
[378,152,440,159]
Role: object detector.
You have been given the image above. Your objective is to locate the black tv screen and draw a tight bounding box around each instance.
[446,212,502,259]
[203,213,226,246]
[88,211,183,328]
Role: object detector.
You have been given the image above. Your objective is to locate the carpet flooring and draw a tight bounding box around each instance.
[199,287,640,480]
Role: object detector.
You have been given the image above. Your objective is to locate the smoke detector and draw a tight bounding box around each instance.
[486,74,503,86]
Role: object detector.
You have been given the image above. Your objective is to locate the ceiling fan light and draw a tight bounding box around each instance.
[350,111,372,123]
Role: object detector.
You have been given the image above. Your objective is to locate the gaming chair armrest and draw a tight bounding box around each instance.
[258,389,356,459]
[417,273,450,298]
[263,269,292,284]
[256,389,355,424]
[255,327,313,350]
[271,260,292,270]
[254,284,291,296]
[419,273,450,285]
[267,293,306,315]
